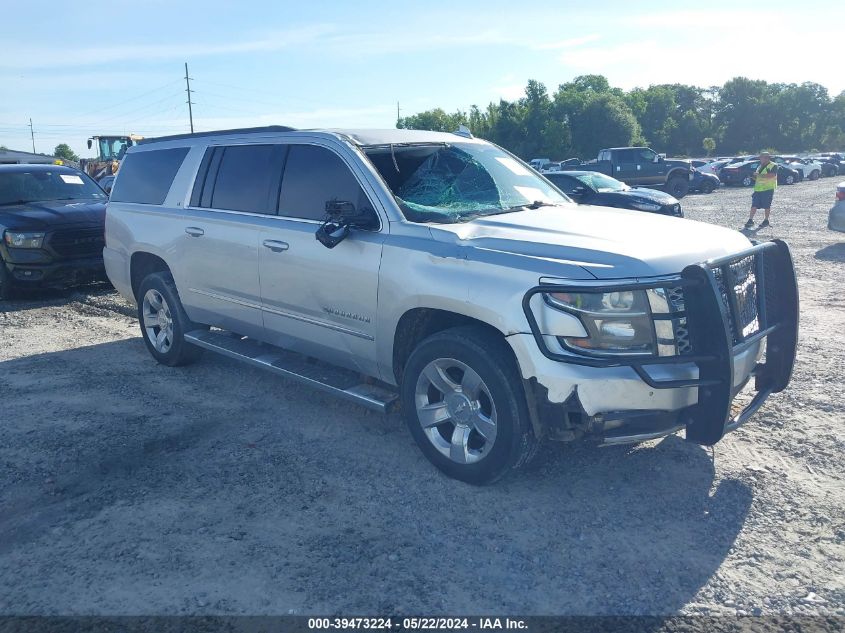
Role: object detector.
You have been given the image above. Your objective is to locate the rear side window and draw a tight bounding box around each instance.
[110,148,189,205]
[278,145,375,225]
[208,144,280,214]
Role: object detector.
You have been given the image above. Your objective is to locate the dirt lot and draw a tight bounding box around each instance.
[0,178,843,616]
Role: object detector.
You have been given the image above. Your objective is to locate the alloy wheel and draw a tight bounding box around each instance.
[142,288,174,353]
[414,358,497,465]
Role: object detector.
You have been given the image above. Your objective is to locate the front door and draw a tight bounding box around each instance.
[258,143,385,378]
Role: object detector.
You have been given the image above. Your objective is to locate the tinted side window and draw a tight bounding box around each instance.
[110,148,189,205]
[210,144,279,214]
[615,149,637,163]
[279,145,376,225]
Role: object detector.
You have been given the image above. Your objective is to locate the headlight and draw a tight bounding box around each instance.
[545,290,655,356]
[4,231,45,249]
[630,200,662,212]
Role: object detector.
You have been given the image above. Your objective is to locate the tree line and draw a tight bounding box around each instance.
[397,75,845,160]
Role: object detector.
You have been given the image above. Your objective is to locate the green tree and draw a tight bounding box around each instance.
[397,108,467,132]
[53,143,79,162]
[569,93,642,158]
[702,137,716,156]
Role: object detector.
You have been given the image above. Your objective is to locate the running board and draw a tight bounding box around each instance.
[184,329,398,413]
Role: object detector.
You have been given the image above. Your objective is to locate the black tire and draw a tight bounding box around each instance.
[809,170,820,181]
[784,173,795,185]
[0,259,12,301]
[700,180,715,194]
[136,271,204,367]
[666,175,689,198]
[741,175,754,187]
[400,326,539,485]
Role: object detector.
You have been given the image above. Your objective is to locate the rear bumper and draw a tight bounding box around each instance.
[516,240,799,446]
[3,256,106,288]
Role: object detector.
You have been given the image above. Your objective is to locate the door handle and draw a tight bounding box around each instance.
[262,239,289,252]
[185,227,205,237]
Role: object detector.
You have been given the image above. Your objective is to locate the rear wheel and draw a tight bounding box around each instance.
[784,173,796,185]
[666,175,689,198]
[137,271,204,366]
[741,175,754,187]
[809,170,820,181]
[400,326,539,485]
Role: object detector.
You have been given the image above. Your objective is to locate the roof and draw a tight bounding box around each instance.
[0,149,60,164]
[0,163,78,173]
[138,126,475,147]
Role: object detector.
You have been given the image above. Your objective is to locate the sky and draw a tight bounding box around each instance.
[1,0,842,158]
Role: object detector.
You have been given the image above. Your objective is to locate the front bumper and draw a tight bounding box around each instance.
[516,240,799,446]
[3,256,106,289]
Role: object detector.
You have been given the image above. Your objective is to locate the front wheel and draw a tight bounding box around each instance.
[137,271,204,366]
[666,175,689,198]
[809,170,820,181]
[784,174,795,185]
[700,180,715,194]
[742,176,754,187]
[400,326,539,485]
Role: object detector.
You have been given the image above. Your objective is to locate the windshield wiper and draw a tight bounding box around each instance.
[455,201,562,223]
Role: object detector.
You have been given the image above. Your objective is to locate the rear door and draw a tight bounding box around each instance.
[613,149,640,184]
[257,142,385,377]
[180,143,285,338]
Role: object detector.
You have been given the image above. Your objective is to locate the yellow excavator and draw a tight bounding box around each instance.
[80,134,144,181]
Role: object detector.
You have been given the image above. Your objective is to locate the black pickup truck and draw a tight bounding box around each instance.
[560,147,692,198]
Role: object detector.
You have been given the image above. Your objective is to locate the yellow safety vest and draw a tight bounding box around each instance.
[754,162,777,192]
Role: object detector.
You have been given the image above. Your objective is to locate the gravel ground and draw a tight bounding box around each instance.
[0,178,843,616]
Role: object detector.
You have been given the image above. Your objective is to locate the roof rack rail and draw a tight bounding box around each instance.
[138,125,297,145]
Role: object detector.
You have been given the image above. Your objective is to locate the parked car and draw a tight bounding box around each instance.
[689,169,721,194]
[829,181,845,232]
[0,164,108,299]
[529,158,552,171]
[773,156,822,181]
[811,154,845,176]
[559,146,692,198]
[698,159,732,176]
[104,126,798,484]
[98,174,116,195]
[720,160,798,186]
[544,171,683,216]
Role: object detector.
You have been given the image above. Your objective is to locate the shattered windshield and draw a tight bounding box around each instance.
[363,142,569,223]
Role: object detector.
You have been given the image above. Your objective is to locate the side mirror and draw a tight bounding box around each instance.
[316,221,350,249]
[87,139,93,150]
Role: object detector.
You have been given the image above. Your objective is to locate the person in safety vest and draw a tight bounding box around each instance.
[745,152,778,228]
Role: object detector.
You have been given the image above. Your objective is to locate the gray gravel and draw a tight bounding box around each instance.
[0,178,843,616]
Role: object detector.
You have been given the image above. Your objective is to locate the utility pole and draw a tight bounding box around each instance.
[396,101,401,126]
[184,62,195,133]
[28,118,35,153]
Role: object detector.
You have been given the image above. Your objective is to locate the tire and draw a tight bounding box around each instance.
[809,170,820,181]
[700,180,715,194]
[784,173,795,185]
[137,271,204,367]
[741,176,754,187]
[0,259,12,301]
[400,326,539,485]
[666,175,689,198]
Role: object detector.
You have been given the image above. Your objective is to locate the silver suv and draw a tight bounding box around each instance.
[104,126,799,484]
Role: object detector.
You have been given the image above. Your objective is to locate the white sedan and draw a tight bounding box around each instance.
[775,156,823,181]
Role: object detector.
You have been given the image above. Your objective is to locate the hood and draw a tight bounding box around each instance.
[664,159,691,170]
[429,204,751,280]
[611,186,678,204]
[0,199,106,231]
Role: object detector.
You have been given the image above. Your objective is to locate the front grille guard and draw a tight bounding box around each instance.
[521,239,799,445]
